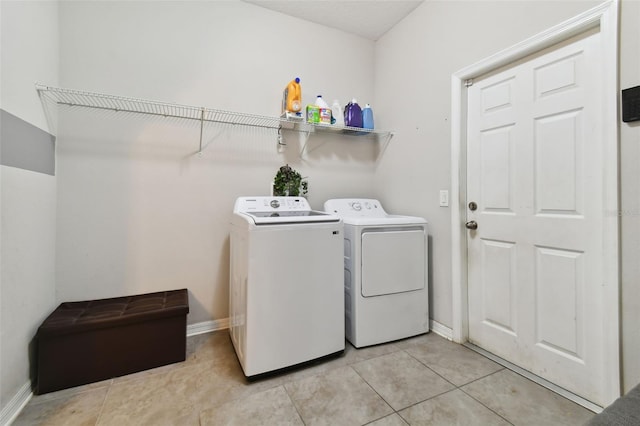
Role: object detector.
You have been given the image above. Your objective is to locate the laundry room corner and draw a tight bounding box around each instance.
[53,0,381,328]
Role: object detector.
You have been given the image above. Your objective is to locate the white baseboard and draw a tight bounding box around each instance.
[186,318,229,336]
[188,318,453,341]
[430,319,453,341]
[1,382,32,426]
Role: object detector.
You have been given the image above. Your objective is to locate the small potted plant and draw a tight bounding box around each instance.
[273,164,308,197]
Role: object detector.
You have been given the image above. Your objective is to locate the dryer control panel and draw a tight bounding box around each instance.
[324,199,388,218]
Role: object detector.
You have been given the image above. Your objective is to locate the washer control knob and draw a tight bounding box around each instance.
[270,200,280,209]
[352,202,362,211]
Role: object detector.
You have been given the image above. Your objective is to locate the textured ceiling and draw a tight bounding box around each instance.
[242,1,424,41]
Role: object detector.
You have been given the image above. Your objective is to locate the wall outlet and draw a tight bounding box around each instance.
[439,190,449,207]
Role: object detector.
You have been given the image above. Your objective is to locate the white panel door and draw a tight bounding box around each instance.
[466,30,606,405]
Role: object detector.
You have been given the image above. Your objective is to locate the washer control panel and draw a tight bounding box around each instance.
[234,197,311,213]
[324,199,388,217]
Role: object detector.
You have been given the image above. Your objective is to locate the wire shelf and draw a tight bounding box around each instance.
[36,83,284,129]
[35,83,394,154]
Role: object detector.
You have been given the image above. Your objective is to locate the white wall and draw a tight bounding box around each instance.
[56,1,378,324]
[0,1,58,131]
[0,0,58,414]
[619,0,640,393]
[373,0,600,330]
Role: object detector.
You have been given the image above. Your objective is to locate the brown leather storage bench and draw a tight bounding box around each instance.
[36,289,189,394]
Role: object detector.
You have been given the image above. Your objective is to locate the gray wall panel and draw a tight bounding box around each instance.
[1,109,55,175]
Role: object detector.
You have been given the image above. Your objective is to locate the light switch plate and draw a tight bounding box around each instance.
[439,190,449,207]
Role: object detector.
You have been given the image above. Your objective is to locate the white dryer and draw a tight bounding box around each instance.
[324,198,429,348]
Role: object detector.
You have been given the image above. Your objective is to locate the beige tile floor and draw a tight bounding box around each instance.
[13,331,595,426]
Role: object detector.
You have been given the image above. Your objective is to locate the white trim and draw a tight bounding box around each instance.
[0,382,32,426]
[450,0,620,405]
[429,320,453,341]
[450,73,467,344]
[186,318,229,337]
[452,1,614,80]
[190,317,453,344]
[597,0,621,405]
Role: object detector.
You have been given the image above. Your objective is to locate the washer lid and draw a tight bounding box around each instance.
[235,196,339,224]
[240,210,340,225]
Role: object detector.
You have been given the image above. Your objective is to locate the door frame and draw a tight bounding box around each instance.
[450,0,620,404]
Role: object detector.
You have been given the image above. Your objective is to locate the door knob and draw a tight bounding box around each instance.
[465,220,478,230]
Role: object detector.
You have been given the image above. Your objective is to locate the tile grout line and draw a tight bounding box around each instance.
[282,384,307,426]
[93,379,114,426]
[399,347,517,425]
[392,387,461,419]
[351,350,460,424]
[400,348,460,389]
[458,378,516,426]
[353,346,453,412]
[455,366,506,388]
[444,359,515,425]
[353,345,511,425]
[348,364,397,424]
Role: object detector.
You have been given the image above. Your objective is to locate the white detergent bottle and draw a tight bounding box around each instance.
[331,100,344,126]
[315,95,330,109]
[315,95,331,124]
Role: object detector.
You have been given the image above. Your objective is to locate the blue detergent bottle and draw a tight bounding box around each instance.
[362,104,374,129]
[344,99,363,128]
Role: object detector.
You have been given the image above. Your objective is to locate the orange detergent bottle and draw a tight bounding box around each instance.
[282,77,302,116]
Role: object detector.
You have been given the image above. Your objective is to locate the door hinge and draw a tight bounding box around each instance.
[465,79,474,87]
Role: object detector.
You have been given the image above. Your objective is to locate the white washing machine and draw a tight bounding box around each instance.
[229,196,344,379]
[324,198,429,348]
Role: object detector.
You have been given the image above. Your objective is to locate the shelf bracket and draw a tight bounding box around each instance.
[277,126,286,147]
[299,130,313,157]
[375,131,395,166]
[198,107,205,155]
[382,131,394,153]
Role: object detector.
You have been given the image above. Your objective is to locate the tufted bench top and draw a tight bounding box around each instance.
[38,289,189,337]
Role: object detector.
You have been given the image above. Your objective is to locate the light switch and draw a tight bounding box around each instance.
[439,190,449,207]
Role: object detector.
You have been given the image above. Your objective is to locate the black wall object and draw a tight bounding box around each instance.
[622,86,640,123]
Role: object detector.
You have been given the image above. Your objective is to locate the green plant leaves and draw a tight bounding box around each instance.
[273,164,308,197]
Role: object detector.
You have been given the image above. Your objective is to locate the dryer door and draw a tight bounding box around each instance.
[361,228,426,297]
